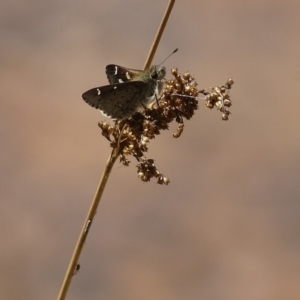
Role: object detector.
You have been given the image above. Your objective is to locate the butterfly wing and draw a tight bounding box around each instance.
[105,65,142,84]
[82,81,146,119]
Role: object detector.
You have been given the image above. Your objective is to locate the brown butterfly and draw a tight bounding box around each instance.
[82,64,166,119]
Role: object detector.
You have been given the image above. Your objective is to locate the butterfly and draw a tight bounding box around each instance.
[82,64,166,120]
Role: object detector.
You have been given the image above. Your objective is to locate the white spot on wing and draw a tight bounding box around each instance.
[114,66,118,75]
[99,109,118,120]
[97,88,101,95]
[126,72,131,80]
[118,79,124,83]
[114,86,117,89]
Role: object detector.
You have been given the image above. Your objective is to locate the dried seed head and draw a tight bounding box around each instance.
[222,113,229,121]
[95,69,234,184]
[173,123,184,138]
[200,78,234,120]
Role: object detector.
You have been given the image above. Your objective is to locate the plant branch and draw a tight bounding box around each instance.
[56,147,119,300]
[143,0,175,70]
[56,1,175,299]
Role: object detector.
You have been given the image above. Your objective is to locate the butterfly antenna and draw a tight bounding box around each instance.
[159,48,178,66]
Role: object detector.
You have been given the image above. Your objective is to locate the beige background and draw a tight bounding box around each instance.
[1,0,300,299]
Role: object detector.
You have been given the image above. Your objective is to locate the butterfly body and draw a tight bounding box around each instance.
[82,65,166,119]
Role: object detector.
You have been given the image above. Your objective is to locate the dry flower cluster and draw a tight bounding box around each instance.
[98,69,234,184]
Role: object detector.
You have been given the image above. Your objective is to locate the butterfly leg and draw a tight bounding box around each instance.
[140,101,147,110]
[149,95,160,109]
[155,95,160,107]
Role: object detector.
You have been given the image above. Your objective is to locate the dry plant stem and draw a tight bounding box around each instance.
[143,0,175,70]
[57,1,175,299]
[56,147,119,300]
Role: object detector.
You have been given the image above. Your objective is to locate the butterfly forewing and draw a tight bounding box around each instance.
[105,65,142,84]
[82,81,146,119]
[83,64,166,119]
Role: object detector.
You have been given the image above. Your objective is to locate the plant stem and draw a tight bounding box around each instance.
[143,0,175,70]
[56,147,119,300]
[56,1,175,299]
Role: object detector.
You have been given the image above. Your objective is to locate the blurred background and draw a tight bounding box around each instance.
[1,0,300,299]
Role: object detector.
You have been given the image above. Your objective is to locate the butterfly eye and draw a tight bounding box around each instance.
[151,72,159,79]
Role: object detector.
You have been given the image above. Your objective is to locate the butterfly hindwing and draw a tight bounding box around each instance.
[82,81,146,119]
[105,65,142,84]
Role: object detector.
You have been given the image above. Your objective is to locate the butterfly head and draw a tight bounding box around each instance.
[148,65,166,81]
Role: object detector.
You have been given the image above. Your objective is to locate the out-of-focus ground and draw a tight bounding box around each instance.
[1,1,300,299]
